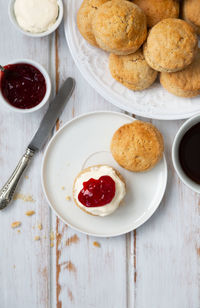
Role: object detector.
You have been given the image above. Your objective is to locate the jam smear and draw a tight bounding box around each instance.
[78,176,116,207]
[1,63,46,109]
[179,122,200,184]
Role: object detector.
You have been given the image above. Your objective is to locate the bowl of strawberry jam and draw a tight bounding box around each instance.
[0,59,51,113]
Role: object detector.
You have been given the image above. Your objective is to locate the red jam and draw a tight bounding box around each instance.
[1,63,46,109]
[78,176,116,207]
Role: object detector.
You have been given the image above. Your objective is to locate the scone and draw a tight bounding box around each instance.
[73,165,126,216]
[160,49,200,98]
[92,0,147,55]
[183,0,200,35]
[77,0,109,46]
[109,49,158,91]
[133,0,179,28]
[143,18,198,72]
[111,121,164,172]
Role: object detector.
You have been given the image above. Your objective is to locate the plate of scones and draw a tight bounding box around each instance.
[42,112,167,236]
[65,0,200,120]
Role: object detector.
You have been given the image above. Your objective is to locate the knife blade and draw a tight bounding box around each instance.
[29,77,75,151]
[0,77,75,209]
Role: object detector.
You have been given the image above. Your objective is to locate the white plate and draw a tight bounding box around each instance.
[64,0,200,120]
[42,111,167,237]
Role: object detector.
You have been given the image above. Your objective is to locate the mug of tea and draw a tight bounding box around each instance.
[172,114,200,193]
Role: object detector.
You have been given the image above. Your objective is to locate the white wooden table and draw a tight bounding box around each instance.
[1,1,200,307]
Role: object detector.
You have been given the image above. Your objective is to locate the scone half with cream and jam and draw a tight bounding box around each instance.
[73,165,126,216]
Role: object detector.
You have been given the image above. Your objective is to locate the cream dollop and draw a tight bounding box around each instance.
[73,166,126,216]
[14,0,59,33]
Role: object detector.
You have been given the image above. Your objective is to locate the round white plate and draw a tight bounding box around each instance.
[42,111,167,237]
[64,0,200,120]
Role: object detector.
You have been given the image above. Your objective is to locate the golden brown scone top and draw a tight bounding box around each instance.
[92,0,147,55]
[111,121,164,172]
[143,18,198,72]
[133,0,179,27]
[160,49,200,97]
[77,0,109,46]
[182,0,200,35]
[109,49,158,90]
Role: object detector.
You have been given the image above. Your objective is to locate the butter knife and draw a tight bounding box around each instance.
[0,77,75,210]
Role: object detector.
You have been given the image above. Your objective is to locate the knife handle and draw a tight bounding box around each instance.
[0,148,35,210]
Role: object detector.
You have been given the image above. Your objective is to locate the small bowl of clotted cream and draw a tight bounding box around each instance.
[9,0,63,38]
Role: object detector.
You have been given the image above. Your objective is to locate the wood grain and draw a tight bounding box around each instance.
[0,1,199,307]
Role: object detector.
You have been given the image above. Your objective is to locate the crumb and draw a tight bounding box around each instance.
[13,193,35,202]
[43,235,47,239]
[11,221,21,228]
[93,241,101,248]
[61,186,65,190]
[32,226,35,230]
[50,241,54,248]
[25,176,29,180]
[13,265,16,269]
[17,230,21,234]
[66,196,71,201]
[38,223,43,230]
[25,210,35,216]
[50,231,55,241]
[34,236,40,241]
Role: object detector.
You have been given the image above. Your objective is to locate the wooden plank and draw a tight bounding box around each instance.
[51,25,127,308]
[132,119,200,308]
[0,2,51,307]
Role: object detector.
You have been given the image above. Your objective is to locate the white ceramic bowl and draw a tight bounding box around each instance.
[172,114,200,193]
[9,0,63,38]
[0,59,51,113]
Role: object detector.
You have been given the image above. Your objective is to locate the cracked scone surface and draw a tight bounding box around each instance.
[160,49,200,98]
[133,0,179,28]
[109,49,158,90]
[77,0,109,46]
[111,121,164,172]
[143,18,198,72]
[92,0,147,55]
[183,0,200,35]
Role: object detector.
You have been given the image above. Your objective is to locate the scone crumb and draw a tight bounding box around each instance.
[66,195,71,201]
[34,236,40,241]
[50,241,54,248]
[93,241,101,248]
[17,230,21,234]
[38,223,43,230]
[25,176,29,180]
[50,231,55,241]
[11,221,21,228]
[61,186,65,190]
[13,193,35,202]
[25,210,35,216]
